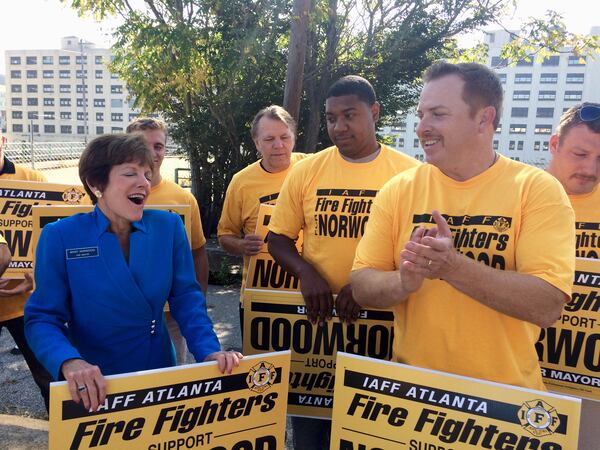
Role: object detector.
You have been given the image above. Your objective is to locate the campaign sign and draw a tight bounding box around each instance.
[0,179,88,277]
[330,352,581,450]
[537,257,600,400]
[49,352,290,450]
[242,289,394,419]
[31,204,192,254]
[245,204,302,292]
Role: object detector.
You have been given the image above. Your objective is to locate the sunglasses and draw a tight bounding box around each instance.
[579,104,600,122]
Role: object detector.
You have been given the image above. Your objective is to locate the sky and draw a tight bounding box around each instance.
[0,0,597,75]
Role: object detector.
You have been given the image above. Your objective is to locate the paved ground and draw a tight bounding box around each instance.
[0,284,244,449]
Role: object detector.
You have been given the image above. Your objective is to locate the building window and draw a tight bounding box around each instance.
[44,125,56,133]
[543,141,549,151]
[129,113,139,121]
[511,107,528,118]
[111,85,123,94]
[60,98,71,107]
[11,85,22,93]
[60,125,72,134]
[12,98,23,106]
[26,85,38,93]
[96,126,104,134]
[95,85,103,94]
[12,124,24,133]
[76,55,87,65]
[111,99,123,108]
[27,111,38,120]
[566,73,584,84]
[542,55,560,66]
[111,113,123,122]
[94,98,106,107]
[77,98,88,107]
[42,55,53,64]
[397,137,404,147]
[564,90,582,101]
[495,123,502,133]
[497,73,507,84]
[59,70,70,79]
[95,70,103,79]
[10,56,22,65]
[76,84,88,93]
[10,70,21,79]
[568,55,586,66]
[43,111,55,120]
[516,58,533,66]
[493,140,499,150]
[76,69,87,79]
[12,111,23,119]
[26,56,37,65]
[77,126,85,134]
[28,98,39,106]
[77,112,88,121]
[534,141,540,151]
[30,124,39,133]
[60,112,72,120]
[512,90,530,100]
[536,108,554,118]
[111,127,124,132]
[534,124,552,134]
[43,84,54,93]
[110,72,119,79]
[509,124,527,134]
[509,140,515,150]
[96,112,104,121]
[59,55,70,65]
[538,91,556,101]
[490,56,507,67]
[540,73,558,84]
[26,70,37,78]
[517,141,524,151]
[42,70,53,78]
[413,138,420,148]
[59,85,71,93]
[514,73,532,84]
[95,55,103,64]
[43,98,54,106]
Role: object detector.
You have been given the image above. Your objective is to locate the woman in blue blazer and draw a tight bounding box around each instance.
[25,134,241,411]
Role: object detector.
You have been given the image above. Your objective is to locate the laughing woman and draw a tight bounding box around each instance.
[25,134,241,412]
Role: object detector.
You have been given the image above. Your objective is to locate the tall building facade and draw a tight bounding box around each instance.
[4,36,141,142]
[381,27,600,166]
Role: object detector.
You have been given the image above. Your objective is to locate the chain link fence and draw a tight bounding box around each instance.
[4,142,85,170]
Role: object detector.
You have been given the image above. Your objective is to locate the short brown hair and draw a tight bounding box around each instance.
[126,116,167,134]
[423,61,503,129]
[79,134,154,204]
[250,105,297,140]
[555,102,600,145]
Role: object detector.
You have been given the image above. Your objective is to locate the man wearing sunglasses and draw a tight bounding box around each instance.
[547,103,600,450]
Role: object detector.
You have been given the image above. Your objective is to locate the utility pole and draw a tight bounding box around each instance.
[283,0,311,123]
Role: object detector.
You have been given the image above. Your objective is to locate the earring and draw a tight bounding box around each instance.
[94,190,103,199]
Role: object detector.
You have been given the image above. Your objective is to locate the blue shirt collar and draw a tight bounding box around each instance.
[92,205,147,236]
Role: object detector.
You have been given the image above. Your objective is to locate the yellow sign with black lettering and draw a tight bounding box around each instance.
[537,257,600,400]
[330,352,581,450]
[31,204,192,256]
[245,204,302,291]
[49,352,290,450]
[242,289,394,419]
[0,179,88,277]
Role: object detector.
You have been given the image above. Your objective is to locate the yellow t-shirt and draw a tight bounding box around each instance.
[570,185,600,259]
[148,178,206,250]
[353,155,575,389]
[217,152,309,283]
[0,160,47,322]
[269,144,420,293]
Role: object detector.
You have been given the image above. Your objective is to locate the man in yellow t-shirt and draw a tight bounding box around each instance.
[127,117,208,365]
[547,102,600,450]
[351,61,575,391]
[218,105,308,296]
[268,76,419,449]
[0,129,52,411]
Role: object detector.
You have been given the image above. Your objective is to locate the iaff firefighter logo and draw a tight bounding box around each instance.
[518,399,560,437]
[246,362,277,393]
[493,217,510,232]
[62,188,86,205]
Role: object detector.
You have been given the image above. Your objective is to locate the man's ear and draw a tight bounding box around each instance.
[371,102,381,122]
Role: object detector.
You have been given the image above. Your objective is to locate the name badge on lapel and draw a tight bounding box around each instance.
[66,247,100,260]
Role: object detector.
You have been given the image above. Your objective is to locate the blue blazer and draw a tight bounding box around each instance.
[25,207,220,380]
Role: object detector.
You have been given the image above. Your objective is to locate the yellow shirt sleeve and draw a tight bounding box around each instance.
[268,165,305,240]
[217,175,244,238]
[190,195,206,249]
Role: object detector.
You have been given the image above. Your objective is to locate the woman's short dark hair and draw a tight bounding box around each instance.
[423,61,503,129]
[79,134,154,204]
